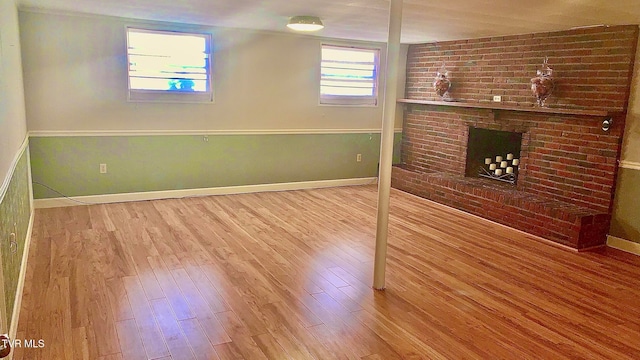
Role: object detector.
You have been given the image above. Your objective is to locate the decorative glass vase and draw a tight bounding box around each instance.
[530,57,554,107]
[433,63,451,99]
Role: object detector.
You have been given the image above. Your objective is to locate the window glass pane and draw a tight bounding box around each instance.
[321,66,374,79]
[322,62,375,71]
[320,45,378,104]
[321,86,374,96]
[127,28,211,95]
[321,48,375,63]
[128,32,206,56]
[321,80,373,89]
[130,78,208,92]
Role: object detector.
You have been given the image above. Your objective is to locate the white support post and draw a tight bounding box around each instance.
[373,0,403,290]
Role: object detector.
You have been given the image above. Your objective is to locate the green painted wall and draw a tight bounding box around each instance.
[611,167,640,244]
[393,132,402,164]
[0,146,31,330]
[31,133,402,199]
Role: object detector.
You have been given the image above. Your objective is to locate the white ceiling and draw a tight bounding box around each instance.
[17,0,640,43]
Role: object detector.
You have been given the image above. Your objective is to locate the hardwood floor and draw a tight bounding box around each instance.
[13,185,640,359]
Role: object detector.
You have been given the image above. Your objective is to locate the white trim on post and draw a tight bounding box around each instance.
[373,0,403,290]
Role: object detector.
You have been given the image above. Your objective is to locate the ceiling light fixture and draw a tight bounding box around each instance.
[287,16,324,32]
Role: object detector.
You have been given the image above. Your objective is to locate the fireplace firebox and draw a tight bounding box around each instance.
[465,127,523,184]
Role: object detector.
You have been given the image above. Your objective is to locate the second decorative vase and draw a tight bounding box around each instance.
[433,63,451,100]
[530,57,554,106]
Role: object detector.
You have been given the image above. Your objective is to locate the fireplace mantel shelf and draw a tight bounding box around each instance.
[397,99,614,118]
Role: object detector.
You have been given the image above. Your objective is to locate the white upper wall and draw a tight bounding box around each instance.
[20,10,407,133]
[0,0,27,181]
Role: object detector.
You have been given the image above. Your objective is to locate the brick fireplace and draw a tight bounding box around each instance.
[391,25,638,249]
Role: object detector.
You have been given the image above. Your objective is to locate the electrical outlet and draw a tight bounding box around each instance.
[203,135,209,142]
[9,233,17,254]
[493,95,502,102]
[356,154,362,162]
[100,163,107,174]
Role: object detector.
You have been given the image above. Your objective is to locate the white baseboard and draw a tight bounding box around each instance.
[9,210,34,346]
[34,177,379,208]
[607,235,640,256]
[619,160,640,170]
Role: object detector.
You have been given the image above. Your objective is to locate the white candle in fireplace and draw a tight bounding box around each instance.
[506,167,514,174]
[489,163,497,170]
[512,158,520,166]
[500,161,508,168]
[485,158,492,165]
[496,156,503,162]
[507,153,514,160]
[495,169,503,176]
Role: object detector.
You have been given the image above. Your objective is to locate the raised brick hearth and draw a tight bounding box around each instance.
[392,167,610,249]
[393,25,638,249]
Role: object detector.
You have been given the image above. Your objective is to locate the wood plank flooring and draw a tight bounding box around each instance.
[13,185,640,359]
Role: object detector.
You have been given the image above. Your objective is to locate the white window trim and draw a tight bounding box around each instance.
[319,43,380,107]
[126,27,214,103]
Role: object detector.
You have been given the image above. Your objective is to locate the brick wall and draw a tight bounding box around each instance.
[406,25,638,111]
[402,107,622,213]
[396,25,639,248]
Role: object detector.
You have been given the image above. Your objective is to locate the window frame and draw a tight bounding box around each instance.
[126,27,214,103]
[319,44,380,107]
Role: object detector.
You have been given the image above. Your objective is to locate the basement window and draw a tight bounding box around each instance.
[320,44,379,106]
[126,28,213,102]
